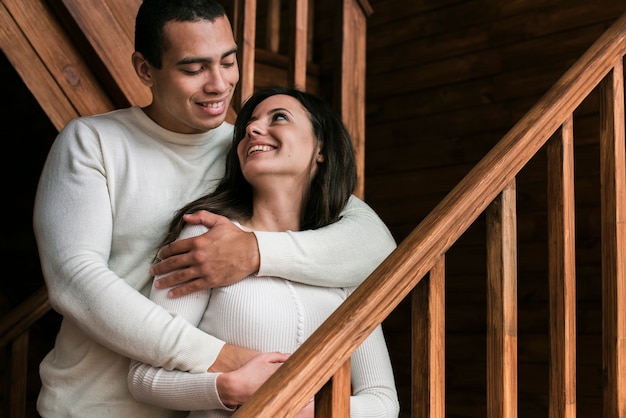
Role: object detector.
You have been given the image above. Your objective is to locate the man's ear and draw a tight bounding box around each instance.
[132,52,154,87]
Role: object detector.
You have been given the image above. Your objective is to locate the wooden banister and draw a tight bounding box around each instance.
[0,287,51,418]
[0,287,50,349]
[235,10,626,417]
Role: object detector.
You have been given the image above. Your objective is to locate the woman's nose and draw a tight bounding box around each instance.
[246,120,265,136]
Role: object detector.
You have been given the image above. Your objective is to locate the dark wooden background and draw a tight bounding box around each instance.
[1,0,625,416]
[363,1,624,417]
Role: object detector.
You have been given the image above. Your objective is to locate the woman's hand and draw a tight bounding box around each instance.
[216,351,289,407]
[294,398,314,418]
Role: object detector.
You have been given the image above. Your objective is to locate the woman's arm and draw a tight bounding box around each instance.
[349,325,400,417]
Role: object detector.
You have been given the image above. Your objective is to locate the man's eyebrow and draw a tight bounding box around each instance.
[222,47,238,59]
[176,47,238,66]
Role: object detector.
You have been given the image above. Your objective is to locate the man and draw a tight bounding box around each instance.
[33,0,396,417]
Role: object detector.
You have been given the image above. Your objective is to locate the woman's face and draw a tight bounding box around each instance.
[237,94,323,188]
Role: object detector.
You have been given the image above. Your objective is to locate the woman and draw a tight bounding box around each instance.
[128,86,399,417]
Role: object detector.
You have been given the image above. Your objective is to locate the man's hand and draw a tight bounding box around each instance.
[150,211,260,297]
[216,352,290,407]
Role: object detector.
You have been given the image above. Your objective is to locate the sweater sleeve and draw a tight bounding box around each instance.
[127,361,233,411]
[32,120,224,373]
[127,225,233,411]
[254,195,396,288]
[349,325,400,417]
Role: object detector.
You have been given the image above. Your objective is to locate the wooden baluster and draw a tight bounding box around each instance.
[315,359,351,418]
[288,0,308,89]
[547,115,577,418]
[266,0,280,53]
[9,332,29,418]
[233,0,256,109]
[335,0,372,199]
[412,256,445,418]
[486,181,518,418]
[599,58,626,418]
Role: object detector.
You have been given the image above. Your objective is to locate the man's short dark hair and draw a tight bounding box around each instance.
[135,0,228,68]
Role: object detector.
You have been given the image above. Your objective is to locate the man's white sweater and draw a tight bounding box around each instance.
[33,107,396,417]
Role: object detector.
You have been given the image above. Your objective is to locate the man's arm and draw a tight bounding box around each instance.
[32,120,243,373]
[128,351,289,411]
[255,195,396,287]
[152,195,396,297]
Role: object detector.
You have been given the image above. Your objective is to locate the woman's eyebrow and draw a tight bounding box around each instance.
[269,107,294,116]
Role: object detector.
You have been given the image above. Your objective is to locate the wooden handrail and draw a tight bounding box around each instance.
[234,10,626,417]
[0,286,51,349]
[0,287,51,418]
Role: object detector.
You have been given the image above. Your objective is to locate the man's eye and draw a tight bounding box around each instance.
[182,67,203,75]
[222,61,236,68]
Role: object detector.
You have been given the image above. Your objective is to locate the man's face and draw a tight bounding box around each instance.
[144,17,239,134]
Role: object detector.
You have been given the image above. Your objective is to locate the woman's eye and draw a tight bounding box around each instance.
[272,112,288,122]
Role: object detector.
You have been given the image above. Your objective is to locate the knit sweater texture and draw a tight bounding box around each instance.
[33,106,397,417]
[128,224,400,417]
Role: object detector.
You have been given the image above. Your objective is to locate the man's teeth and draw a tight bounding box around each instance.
[248,145,274,155]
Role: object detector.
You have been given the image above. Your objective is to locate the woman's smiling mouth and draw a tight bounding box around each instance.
[247,144,276,155]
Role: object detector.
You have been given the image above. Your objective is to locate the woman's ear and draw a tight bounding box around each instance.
[132,52,154,87]
[316,152,324,163]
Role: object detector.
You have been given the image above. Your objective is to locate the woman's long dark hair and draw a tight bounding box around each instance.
[159,86,357,248]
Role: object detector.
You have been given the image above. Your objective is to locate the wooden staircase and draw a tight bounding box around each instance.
[2,0,626,416]
[240,10,626,417]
